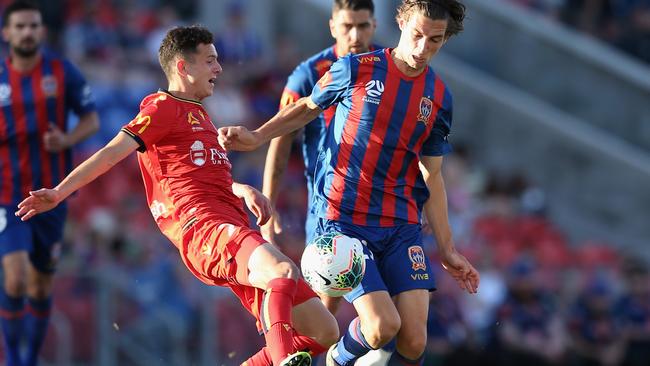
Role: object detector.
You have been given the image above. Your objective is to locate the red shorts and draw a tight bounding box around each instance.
[180,218,317,330]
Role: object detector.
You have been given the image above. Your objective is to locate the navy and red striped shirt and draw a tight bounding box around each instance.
[0,52,95,205]
[310,48,453,227]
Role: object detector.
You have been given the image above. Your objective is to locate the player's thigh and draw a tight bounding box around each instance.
[241,241,299,289]
[392,289,429,349]
[292,297,339,345]
[2,251,30,292]
[352,290,401,336]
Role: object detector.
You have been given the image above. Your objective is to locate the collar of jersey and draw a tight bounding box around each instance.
[158,89,203,106]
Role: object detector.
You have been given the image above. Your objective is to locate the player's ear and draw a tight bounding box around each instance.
[176,59,187,77]
[1,26,9,43]
[329,17,336,38]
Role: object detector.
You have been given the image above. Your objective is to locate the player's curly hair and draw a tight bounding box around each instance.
[333,0,375,15]
[396,0,466,38]
[158,25,213,79]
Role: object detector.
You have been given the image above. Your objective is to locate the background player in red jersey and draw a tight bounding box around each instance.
[14,25,338,366]
[0,2,99,365]
[262,0,377,316]
[218,1,479,366]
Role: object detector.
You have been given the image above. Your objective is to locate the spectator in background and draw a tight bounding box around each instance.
[214,1,264,66]
[616,258,650,366]
[0,2,99,365]
[490,258,566,366]
[567,275,625,366]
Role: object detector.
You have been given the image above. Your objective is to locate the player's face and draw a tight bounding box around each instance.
[184,43,222,100]
[330,9,376,55]
[2,10,44,58]
[397,12,448,71]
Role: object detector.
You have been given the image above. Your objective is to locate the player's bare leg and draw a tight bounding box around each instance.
[292,297,339,347]
[327,291,400,365]
[241,242,309,365]
[387,289,429,364]
[320,294,343,315]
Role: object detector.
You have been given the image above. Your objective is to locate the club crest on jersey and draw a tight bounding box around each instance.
[0,83,11,107]
[417,97,433,124]
[41,75,58,97]
[190,140,207,166]
[315,59,333,73]
[408,245,427,271]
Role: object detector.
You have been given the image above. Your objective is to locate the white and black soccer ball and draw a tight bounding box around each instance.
[301,232,366,297]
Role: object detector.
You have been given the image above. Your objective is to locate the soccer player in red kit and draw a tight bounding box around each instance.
[15,25,338,366]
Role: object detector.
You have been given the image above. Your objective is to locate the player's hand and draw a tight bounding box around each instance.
[217,126,261,151]
[15,189,62,221]
[240,185,273,226]
[260,211,283,245]
[43,123,70,152]
[439,248,480,294]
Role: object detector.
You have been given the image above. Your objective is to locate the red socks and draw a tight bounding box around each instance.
[261,278,298,364]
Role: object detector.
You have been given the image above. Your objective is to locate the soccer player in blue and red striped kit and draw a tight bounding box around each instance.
[0,2,99,365]
[262,0,379,316]
[219,1,480,365]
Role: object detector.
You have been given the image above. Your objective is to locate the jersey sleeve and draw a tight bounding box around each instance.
[421,91,453,156]
[121,96,173,152]
[310,57,351,110]
[280,62,313,109]
[63,60,96,116]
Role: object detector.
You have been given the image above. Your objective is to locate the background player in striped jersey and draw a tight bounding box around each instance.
[15,25,338,366]
[218,1,480,365]
[0,2,99,365]
[262,0,378,315]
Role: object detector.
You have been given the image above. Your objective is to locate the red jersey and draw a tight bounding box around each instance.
[121,90,248,247]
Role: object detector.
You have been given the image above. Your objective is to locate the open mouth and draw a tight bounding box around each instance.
[208,78,216,85]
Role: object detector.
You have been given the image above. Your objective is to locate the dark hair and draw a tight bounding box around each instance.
[333,0,374,15]
[158,25,214,78]
[2,1,40,28]
[396,0,466,38]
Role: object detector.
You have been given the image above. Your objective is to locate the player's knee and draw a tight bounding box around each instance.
[396,335,427,359]
[362,315,401,349]
[317,314,340,347]
[4,278,27,297]
[269,260,300,281]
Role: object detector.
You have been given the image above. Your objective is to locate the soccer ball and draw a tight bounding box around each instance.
[301,232,366,297]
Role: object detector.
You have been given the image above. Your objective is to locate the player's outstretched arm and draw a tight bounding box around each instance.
[232,182,273,226]
[16,131,139,221]
[420,156,480,294]
[218,97,322,152]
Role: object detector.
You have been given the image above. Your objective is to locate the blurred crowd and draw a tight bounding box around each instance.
[0,0,648,365]
[507,0,650,63]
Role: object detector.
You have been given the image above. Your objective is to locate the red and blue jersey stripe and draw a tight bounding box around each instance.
[0,52,95,204]
[310,48,453,227]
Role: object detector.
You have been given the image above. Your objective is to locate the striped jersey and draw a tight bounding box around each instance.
[0,52,95,205]
[310,48,453,227]
[122,90,249,248]
[280,44,380,184]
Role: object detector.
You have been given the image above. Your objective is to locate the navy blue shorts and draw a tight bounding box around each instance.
[0,203,67,273]
[314,218,436,303]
